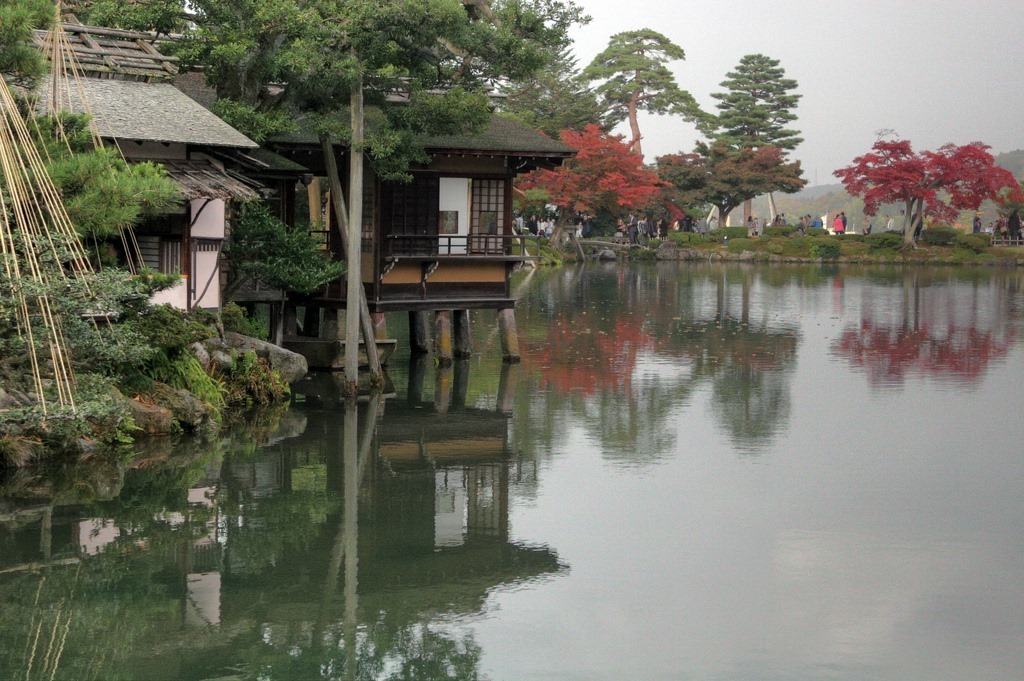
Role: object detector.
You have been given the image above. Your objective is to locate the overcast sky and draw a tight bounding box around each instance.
[567,0,1024,185]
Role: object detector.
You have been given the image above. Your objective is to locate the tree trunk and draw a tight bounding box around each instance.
[903,199,915,244]
[742,198,752,225]
[320,135,383,383]
[627,92,642,158]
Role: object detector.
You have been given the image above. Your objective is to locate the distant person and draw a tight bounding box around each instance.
[840,212,848,232]
[811,215,823,231]
[886,215,895,232]
[973,215,982,234]
[527,214,538,235]
[833,213,845,235]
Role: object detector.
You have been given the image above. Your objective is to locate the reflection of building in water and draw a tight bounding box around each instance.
[0,376,561,679]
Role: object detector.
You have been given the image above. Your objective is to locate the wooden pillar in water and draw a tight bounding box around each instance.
[409,311,431,354]
[371,312,388,340]
[453,309,472,358]
[497,308,520,363]
[407,355,427,405]
[434,363,454,414]
[452,359,470,409]
[434,310,454,366]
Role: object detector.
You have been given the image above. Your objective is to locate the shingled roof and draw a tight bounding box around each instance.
[34,22,178,82]
[45,78,257,148]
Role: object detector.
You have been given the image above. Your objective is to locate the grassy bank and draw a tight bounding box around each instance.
[652,227,1024,266]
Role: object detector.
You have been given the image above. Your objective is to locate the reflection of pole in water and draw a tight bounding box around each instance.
[497,363,520,415]
[407,355,427,405]
[435,363,454,415]
[343,399,358,680]
[452,359,470,409]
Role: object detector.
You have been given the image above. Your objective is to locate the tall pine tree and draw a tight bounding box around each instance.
[709,53,802,151]
[583,29,702,158]
[501,48,611,137]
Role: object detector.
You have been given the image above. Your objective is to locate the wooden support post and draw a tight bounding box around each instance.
[283,304,297,341]
[271,300,285,346]
[321,308,341,340]
[497,308,520,363]
[497,363,519,414]
[303,306,320,339]
[452,359,470,409]
[434,363,454,415]
[307,178,322,228]
[453,309,472,358]
[407,355,427,405]
[434,310,454,366]
[409,311,431,354]
[371,312,388,340]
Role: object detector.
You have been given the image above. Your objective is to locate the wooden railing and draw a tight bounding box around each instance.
[991,236,1024,247]
[384,234,535,258]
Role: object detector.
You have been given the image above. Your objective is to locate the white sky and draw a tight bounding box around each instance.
[568,0,1024,185]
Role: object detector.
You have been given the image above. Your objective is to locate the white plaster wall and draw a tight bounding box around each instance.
[151,276,188,310]
[192,250,221,309]
[439,177,471,254]
[190,198,226,238]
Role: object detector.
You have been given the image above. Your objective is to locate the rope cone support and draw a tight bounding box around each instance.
[0,73,93,415]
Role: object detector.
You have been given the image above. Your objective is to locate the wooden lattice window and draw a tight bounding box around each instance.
[471,179,505,254]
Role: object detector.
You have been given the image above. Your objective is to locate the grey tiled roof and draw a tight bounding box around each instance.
[48,78,257,148]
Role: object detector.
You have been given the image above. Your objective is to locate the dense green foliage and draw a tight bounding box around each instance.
[81,0,587,180]
[223,203,345,297]
[707,54,802,150]
[583,29,702,154]
[500,47,610,136]
[0,0,53,83]
[920,226,960,247]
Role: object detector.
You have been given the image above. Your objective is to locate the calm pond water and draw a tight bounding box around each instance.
[2,264,1024,681]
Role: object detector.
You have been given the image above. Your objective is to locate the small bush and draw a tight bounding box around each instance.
[809,238,840,259]
[133,305,215,353]
[920,225,959,246]
[726,237,756,253]
[807,227,827,237]
[222,351,289,407]
[767,241,785,255]
[764,226,796,238]
[711,226,750,242]
[956,232,991,253]
[668,232,706,246]
[865,232,904,251]
[222,302,266,339]
[147,353,226,415]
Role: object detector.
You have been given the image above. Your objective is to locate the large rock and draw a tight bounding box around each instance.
[596,249,618,261]
[190,342,211,371]
[218,332,308,383]
[127,398,175,435]
[149,382,214,431]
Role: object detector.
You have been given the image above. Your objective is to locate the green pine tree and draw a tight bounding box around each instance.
[709,53,802,151]
[583,29,703,157]
[500,48,613,137]
[0,0,53,84]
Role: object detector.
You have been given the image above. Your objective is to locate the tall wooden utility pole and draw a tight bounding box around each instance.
[344,67,364,392]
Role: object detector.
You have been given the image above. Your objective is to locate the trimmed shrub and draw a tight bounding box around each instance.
[806,227,827,237]
[809,238,840,259]
[767,241,785,255]
[222,302,266,339]
[711,226,750,241]
[668,232,707,246]
[920,226,959,246]
[956,232,991,253]
[865,232,903,251]
[726,237,756,253]
[764,226,796,238]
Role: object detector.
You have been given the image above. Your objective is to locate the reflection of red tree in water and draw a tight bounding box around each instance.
[834,320,1015,386]
[525,314,655,396]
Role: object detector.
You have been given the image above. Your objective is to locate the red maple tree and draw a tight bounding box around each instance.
[518,124,662,219]
[834,139,1019,244]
